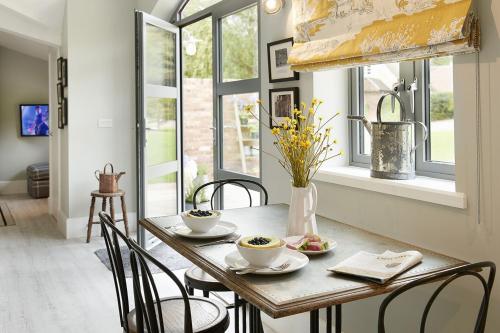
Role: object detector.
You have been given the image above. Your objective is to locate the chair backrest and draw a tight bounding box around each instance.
[99,212,132,331]
[128,239,194,333]
[378,261,496,333]
[193,178,269,209]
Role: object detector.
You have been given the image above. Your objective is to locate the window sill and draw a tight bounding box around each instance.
[314,166,467,209]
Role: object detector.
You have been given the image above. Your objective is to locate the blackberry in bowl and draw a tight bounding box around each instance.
[181,209,221,233]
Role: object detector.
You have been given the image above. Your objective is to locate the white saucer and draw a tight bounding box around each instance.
[225,248,309,275]
[284,236,337,256]
[171,221,237,239]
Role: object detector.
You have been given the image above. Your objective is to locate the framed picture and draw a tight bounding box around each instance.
[62,59,68,87]
[269,87,300,128]
[62,98,68,126]
[58,106,64,129]
[57,82,63,104]
[57,57,63,81]
[267,38,299,83]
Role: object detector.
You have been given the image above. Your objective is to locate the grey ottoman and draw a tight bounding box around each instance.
[27,162,49,198]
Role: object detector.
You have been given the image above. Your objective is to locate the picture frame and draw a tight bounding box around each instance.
[62,98,68,126]
[58,106,64,129]
[267,38,299,83]
[57,57,63,81]
[269,87,300,128]
[62,59,68,87]
[57,82,63,104]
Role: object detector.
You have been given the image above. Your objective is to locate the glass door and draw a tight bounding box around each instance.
[136,11,182,249]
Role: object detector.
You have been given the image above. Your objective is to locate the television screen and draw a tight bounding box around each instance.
[20,104,49,137]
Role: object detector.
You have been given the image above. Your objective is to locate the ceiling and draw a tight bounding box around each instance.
[0,0,65,60]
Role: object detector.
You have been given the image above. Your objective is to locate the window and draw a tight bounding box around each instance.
[181,0,223,19]
[350,57,455,179]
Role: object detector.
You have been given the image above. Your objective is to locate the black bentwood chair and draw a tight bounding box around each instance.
[185,179,269,333]
[128,239,229,333]
[100,212,132,332]
[378,261,496,333]
[100,212,230,333]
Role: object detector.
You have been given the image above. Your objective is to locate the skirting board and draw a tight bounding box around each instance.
[54,209,137,239]
[0,180,27,195]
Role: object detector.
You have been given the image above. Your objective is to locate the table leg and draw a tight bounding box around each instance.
[234,294,240,333]
[242,300,247,333]
[249,304,264,333]
[327,306,332,333]
[249,304,255,333]
[310,310,319,333]
[335,304,342,333]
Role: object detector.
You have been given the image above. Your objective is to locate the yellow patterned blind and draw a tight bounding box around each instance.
[289,0,479,72]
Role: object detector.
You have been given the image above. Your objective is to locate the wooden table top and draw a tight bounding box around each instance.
[139,204,465,319]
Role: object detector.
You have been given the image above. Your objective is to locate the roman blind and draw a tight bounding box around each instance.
[288,0,479,72]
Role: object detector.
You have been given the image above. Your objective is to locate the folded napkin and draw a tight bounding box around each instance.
[328,250,423,284]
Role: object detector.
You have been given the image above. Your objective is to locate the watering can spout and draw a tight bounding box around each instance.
[347,115,372,136]
[115,172,126,182]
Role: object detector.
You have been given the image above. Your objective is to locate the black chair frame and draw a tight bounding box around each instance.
[378,261,496,333]
[100,212,132,332]
[129,239,195,333]
[193,179,269,209]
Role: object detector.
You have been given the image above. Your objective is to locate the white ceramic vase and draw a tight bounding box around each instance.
[286,183,318,236]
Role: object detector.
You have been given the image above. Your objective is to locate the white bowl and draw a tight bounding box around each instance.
[236,238,286,268]
[181,210,221,233]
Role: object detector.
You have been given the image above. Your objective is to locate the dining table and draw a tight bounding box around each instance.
[139,204,466,333]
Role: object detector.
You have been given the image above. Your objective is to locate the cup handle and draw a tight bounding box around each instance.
[305,183,318,222]
[413,121,429,153]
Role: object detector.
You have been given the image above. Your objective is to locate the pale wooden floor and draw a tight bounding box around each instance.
[0,195,275,333]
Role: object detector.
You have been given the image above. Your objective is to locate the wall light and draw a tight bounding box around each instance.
[263,0,285,15]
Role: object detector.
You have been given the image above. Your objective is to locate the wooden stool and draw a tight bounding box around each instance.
[86,190,129,243]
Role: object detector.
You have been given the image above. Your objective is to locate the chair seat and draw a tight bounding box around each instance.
[185,265,230,292]
[127,296,229,333]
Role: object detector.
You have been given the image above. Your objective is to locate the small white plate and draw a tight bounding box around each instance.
[171,221,237,239]
[225,249,309,275]
[284,236,337,256]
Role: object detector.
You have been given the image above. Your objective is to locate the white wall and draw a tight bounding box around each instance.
[0,46,48,194]
[54,0,137,237]
[260,1,500,332]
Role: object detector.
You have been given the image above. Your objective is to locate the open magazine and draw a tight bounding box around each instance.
[328,250,423,284]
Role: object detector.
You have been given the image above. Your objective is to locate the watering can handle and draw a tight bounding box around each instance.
[377,92,406,123]
[305,183,318,222]
[103,163,114,174]
[94,170,100,181]
[413,121,429,152]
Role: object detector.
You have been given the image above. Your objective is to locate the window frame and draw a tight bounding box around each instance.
[349,60,455,180]
[175,0,263,206]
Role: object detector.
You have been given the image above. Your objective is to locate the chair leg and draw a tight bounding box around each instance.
[101,197,107,237]
[121,195,130,237]
[86,197,96,243]
[110,197,115,221]
[234,293,240,333]
[186,285,194,296]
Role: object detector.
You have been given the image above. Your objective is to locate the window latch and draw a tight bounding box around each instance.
[407,77,418,114]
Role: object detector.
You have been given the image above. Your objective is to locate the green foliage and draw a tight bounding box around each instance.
[430,92,454,121]
[182,6,258,81]
[430,57,452,66]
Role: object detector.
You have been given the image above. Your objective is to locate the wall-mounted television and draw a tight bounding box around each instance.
[20,104,49,137]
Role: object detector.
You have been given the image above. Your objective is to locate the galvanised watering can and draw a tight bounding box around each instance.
[348,92,428,180]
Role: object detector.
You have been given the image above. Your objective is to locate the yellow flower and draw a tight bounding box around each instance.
[243,105,253,113]
[340,149,345,156]
[311,98,318,106]
[298,115,306,121]
[333,139,338,144]
[291,119,298,125]
[283,124,289,130]
[256,99,262,104]
[309,108,315,115]
[271,127,280,135]
[300,102,306,109]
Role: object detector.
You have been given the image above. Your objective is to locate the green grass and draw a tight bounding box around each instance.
[430,128,455,163]
[147,129,177,183]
